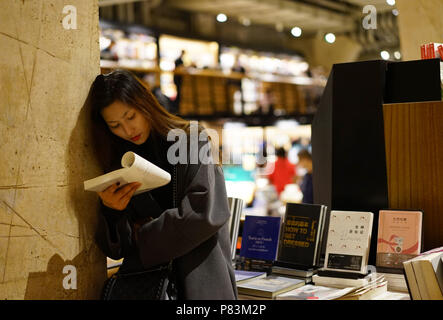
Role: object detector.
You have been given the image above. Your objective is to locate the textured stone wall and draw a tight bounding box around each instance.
[0,0,106,299]
[397,0,443,61]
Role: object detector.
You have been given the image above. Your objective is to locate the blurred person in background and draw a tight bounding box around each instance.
[141,73,175,114]
[297,149,313,204]
[268,147,296,195]
[100,39,118,61]
[173,50,186,112]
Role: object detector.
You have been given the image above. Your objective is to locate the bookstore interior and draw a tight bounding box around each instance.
[1,0,443,302]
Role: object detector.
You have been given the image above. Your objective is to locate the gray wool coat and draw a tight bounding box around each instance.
[96,137,238,300]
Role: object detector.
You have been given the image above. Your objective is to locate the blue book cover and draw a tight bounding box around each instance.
[240,215,282,261]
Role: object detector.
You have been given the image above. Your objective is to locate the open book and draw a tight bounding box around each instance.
[84,152,171,195]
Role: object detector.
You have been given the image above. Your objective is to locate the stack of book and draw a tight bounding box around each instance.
[213,77,228,114]
[237,274,306,300]
[276,284,356,300]
[296,87,306,114]
[283,83,297,114]
[336,275,387,300]
[421,42,443,60]
[268,82,284,111]
[227,84,238,114]
[195,76,213,115]
[234,270,267,284]
[277,275,387,300]
[403,247,443,300]
[179,75,195,115]
[312,272,372,289]
[375,272,408,293]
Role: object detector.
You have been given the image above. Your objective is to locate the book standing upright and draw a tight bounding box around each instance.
[376,210,423,273]
[238,215,282,273]
[272,203,327,278]
[318,210,374,281]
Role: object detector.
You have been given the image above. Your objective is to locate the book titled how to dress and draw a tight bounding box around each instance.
[84,151,171,195]
[276,203,327,269]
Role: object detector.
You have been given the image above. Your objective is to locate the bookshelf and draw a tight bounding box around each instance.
[100,64,322,123]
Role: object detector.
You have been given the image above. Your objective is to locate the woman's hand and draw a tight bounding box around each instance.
[98,182,142,211]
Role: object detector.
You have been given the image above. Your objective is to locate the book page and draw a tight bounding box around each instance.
[84,152,171,195]
[121,152,171,195]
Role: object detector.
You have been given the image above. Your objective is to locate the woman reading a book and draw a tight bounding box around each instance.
[89,70,237,300]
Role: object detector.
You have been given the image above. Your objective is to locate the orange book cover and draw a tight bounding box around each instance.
[377,210,423,255]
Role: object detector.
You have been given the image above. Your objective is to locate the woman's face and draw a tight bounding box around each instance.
[101,100,150,145]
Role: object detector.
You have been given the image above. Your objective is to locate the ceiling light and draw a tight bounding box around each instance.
[216,13,227,23]
[386,0,395,6]
[394,51,401,60]
[291,27,302,38]
[392,9,399,16]
[325,33,336,44]
[381,50,390,60]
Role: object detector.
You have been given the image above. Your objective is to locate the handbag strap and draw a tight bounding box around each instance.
[116,261,172,278]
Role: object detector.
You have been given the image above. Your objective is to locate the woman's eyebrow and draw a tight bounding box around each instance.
[106,110,130,123]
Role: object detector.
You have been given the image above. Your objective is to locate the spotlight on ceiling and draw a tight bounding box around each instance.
[381,50,390,60]
[291,27,302,38]
[216,13,227,23]
[325,33,336,44]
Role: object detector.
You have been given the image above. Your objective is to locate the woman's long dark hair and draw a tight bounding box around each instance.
[89,69,193,172]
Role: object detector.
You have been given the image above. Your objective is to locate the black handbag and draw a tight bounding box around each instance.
[101,261,173,300]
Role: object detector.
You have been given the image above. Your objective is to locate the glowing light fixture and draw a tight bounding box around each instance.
[381,50,390,60]
[325,33,336,44]
[217,13,227,22]
[291,27,302,37]
[386,0,395,6]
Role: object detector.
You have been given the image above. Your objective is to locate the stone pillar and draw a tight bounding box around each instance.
[397,0,443,61]
[0,0,106,299]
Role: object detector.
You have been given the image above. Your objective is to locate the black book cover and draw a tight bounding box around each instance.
[277,203,325,268]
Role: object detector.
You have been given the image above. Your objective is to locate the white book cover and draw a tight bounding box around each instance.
[84,151,171,195]
[324,210,373,275]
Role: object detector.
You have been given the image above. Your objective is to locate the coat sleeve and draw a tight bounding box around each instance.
[136,160,232,268]
[95,204,136,260]
[95,192,165,260]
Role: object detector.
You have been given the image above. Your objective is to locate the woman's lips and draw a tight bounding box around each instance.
[130,134,141,142]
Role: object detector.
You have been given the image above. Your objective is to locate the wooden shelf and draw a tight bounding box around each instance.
[383,100,443,251]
